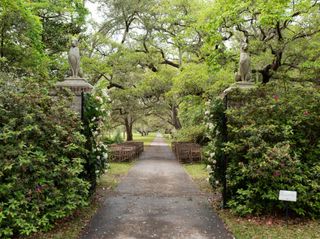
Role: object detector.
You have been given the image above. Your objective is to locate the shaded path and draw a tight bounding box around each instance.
[81,134,232,239]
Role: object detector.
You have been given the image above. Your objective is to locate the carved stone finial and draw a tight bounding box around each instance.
[68,39,81,78]
[235,42,251,82]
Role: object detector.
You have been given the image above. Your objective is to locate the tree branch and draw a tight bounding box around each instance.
[292,29,320,41]
[159,49,180,68]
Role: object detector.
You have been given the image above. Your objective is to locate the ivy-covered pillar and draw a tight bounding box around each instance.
[220,81,256,208]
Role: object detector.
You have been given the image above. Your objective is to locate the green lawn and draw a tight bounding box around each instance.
[133,132,157,146]
[183,163,212,193]
[99,162,135,190]
[220,211,320,239]
[24,162,134,239]
[183,163,320,239]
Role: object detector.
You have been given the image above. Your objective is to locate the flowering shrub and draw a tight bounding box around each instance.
[204,98,226,188]
[0,77,89,237]
[82,82,111,193]
[205,82,320,217]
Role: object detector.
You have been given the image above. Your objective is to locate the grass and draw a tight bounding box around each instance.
[23,162,134,239]
[133,132,157,146]
[220,211,320,239]
[99,162,135,190]
[183,163,212,193]
[183,163,320,239]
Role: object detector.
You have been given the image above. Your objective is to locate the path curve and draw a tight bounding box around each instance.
[81,134,233,239]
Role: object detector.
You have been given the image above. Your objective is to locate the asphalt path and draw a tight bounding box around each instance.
[80,134,233,239]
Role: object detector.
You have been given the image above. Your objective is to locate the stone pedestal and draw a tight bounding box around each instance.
[55,78,93,114]
[221,81,255,98]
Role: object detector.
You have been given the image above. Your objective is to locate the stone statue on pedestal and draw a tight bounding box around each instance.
[55,38,93,114]
[235,43,251,82]
[68,39,82,78]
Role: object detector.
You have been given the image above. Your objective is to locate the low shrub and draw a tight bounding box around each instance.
[205,82,320,217]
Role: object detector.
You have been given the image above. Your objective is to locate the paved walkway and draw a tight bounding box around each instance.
[81,134,232,239]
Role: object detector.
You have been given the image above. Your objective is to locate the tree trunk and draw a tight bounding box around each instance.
[260,64,272,84]
[1,23,6,58]
[124,115,133,141]
[260,48,283,83]
[172,105,182,129]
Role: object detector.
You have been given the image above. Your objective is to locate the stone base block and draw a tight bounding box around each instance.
[54,77,93,115]
[55,77,93,96]
[221,81,255,98]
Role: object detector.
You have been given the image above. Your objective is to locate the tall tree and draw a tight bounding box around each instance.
[0,0,45,75]
[84,0,209,137]
[205,0,320,83]
[0,0,88,78]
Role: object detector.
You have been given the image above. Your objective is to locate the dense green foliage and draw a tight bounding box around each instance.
[205,0,320,83]
[0,0,118,235]
[0,77,89,237]
[205,82,320,217]
[82,0,209,138]
[0,0,87,78]
[0,0,45,75]
[0,0,108,237]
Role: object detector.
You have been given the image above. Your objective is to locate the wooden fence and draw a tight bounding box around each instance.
[171,142,202,163]
[110,142,144,162]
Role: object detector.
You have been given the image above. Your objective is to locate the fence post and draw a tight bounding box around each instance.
[81,92,84,121]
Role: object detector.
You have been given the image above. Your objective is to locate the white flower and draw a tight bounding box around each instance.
[212,160,216,164]
[205,101,210,106]
[97,155,100,160]
[95,96,103,103]
[207,123,214,130]
[215,180,219,185]
[210,152,215,158]
[205,110,210,115]
[206,165,213,173]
